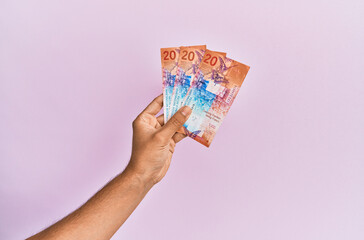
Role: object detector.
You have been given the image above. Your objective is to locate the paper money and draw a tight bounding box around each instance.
[175,50,226,134]
[160,45,250,147]
[182,54,250,147]
[169,45,206,120]
[161,47,180,123]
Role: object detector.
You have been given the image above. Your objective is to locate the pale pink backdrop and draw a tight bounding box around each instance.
[1,0,363,239]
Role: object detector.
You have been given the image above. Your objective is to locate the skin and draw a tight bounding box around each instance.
[27,94,192,240]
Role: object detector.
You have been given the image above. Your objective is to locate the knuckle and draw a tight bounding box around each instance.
[132,117,141,128]
[170,116,183,127]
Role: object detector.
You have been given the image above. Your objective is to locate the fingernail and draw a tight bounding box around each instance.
[181,106,192,116]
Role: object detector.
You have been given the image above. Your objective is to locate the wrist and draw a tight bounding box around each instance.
[124,161,155,190]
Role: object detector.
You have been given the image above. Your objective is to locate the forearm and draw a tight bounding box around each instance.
[28,163,154,240]
[27,94,189,240]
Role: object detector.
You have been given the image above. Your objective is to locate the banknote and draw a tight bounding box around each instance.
[161,47,180,123]
[169,45,206,120]
[176,49,226,134]
[182,55,250,147]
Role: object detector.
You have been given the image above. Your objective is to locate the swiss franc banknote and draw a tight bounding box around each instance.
[182,52,250,147]
[176,50,226,134]
[170,45,206,119]
[161,47,180,122]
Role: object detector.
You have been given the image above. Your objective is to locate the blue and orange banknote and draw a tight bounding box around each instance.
[161,45,250,147]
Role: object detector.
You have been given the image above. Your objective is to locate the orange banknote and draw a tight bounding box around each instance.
[161,47,180,123]
[176,49,226,134]
[170,45,206,120]
[182,55,250,147]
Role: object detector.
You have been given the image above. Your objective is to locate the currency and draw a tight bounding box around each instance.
[169,45,206,120]
[160,45,250,147]
[176,49,226,134]
[161,47,180,122]
[182,54,250,147]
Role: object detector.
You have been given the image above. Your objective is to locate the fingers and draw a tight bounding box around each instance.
[157,106,192,140]
[142,94,163,115]
[156,114,164,126]
[172,132,186,143]
[157,115,187,142]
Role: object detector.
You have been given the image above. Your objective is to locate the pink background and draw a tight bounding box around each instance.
[1,0,363,239]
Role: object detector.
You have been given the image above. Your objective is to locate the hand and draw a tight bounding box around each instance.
[26,94,191,240]
[127,94,192,186]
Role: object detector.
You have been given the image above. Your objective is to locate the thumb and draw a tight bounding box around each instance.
[158,106,192,139]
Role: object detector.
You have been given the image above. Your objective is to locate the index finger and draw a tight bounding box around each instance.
[142,94,163,115]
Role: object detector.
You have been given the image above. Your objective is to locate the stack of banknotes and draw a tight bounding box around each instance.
[161,45,250,147]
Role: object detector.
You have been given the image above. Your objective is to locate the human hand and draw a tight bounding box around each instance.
[26,94,190,240]
[126,94,191,186]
